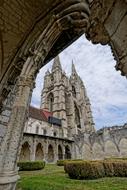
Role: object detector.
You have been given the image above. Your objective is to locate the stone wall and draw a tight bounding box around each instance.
[82,124,127,160]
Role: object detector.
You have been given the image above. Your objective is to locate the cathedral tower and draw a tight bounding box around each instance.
[41,56,68,137]
[41,56,95,139]
[70,62,95,133]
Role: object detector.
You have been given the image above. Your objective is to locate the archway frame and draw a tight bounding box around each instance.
[0,1,90,189]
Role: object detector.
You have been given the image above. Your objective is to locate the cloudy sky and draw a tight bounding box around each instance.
[31,35,127,130]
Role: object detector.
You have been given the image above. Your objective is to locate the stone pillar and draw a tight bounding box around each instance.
[63,146,65,160]
[43,141,48,163]
[30,138,36,161]
[0,75,35,190]
[54,142,58,163]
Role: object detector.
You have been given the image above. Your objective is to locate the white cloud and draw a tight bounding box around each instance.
[31,35,127,129]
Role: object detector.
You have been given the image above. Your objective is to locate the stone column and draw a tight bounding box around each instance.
[54,143,58,163]
[0,74,35,190]
[63,146,65,160]
[43,141,48,163]
[30,138,36,161]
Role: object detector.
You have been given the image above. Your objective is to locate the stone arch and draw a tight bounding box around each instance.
[105,140,119,158]
[119,138,127,157]
[19,142,30,161]
[48,144,54,163]
[72,86,76,98]
[65,145,71,159]
[92,142,104,160]
[2,1,127,189]
[82,144,92,160]
[35,143,44,161]
[58,145,63,160]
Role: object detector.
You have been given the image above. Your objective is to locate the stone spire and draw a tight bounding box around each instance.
[52,55,62,71]
[45,69,50,76]
[71,60,78,75]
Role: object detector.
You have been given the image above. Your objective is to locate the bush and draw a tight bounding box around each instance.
[57,159,82,166]
[65,160,127,180]
[64,161,104,179]
[112,161,127,177]
[105,157,127,161]
[18,161,45,171]
[103,161,114,177]
[57,160,66,166]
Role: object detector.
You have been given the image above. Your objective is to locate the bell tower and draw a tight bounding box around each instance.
[41,56,68,137]
[70,62,95,134]
[41,56,95,138]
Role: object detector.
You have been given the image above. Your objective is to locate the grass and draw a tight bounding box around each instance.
[17,164,127,190]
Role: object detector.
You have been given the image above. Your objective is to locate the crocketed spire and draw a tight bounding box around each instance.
[52,55,62,71]
[71,60,78,75]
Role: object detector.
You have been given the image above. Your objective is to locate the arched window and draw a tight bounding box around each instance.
[74,103,81,128]
[53,131,57,137]
[43,129,47,135]
[72,86,76,98]
[48,93,54,112]
[36,126,39,134]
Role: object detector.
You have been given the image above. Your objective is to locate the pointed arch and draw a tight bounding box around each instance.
[35,143,44,161]
[72,85,76,98]
[74,103,81,129]
[92,142,104,159]
[65,145,71,159]
[19,142,30,161]
[47,93,54,112]
[105,140,119,157]
[48,144,54,163]
[58,145,63,160]
[119,138,127,157]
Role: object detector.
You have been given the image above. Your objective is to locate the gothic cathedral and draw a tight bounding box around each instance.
[19,56,94,162]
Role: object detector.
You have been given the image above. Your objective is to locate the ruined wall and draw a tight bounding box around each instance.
[82,124,127,160]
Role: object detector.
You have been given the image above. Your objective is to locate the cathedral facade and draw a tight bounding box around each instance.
[19,56,94,162]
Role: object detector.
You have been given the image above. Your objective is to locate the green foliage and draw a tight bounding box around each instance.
[65,160,127,180]
[112,161,127,177]
[57,159,82,166]
[64,161,104,179]
[105,157,127,161]
[18,161,45,171]
[57,160,66,166]
[103,161,114,177]
[17,164,127,190]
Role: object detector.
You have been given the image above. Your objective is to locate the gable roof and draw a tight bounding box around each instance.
[29,106,49,122]
[42,109,53,120]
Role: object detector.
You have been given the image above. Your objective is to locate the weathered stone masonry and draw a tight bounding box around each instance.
[20,56,94,162]
[0,0,127,189]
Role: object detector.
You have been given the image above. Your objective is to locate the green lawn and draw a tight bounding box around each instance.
[17,164,127,190]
